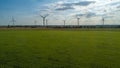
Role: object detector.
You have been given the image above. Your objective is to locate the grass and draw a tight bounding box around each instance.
[0,29,120,68]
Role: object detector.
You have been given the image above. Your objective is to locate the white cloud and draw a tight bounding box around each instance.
[35,0,120,25]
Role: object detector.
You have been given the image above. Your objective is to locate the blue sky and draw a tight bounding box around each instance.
[0,0,120,25]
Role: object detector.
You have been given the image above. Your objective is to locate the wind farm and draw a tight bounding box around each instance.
[0,0,120,68]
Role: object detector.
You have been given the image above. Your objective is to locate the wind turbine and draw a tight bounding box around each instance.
[102,7,107,26]
[63,20,66,26]
[102,17,105,25]
[75,15,80,26]
[34,20,37,26]
[46,19,48,26]
[62,16,67,26]
[77,17,80,26]
[40,14,49,26]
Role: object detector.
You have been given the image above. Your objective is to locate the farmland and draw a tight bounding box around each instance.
[0,29,120,68]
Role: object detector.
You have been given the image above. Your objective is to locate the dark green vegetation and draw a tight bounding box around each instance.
[0,30,120,68]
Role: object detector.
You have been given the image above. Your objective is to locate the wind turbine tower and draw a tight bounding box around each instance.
[40,14,49,26]
[77,18,80,26]
[63,20,66,26]
[102,17,105,25]
[34,20,37,26]
[46,19,48,26]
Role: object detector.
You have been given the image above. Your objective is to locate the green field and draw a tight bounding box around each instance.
[0,30,120,68]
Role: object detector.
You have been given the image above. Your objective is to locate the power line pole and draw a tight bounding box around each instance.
[11,17,16,26]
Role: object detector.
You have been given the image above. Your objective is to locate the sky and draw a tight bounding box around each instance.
[0,0,120,25]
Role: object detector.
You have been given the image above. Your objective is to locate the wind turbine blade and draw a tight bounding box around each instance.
[45,14,49,17]
[40,15,44,18]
